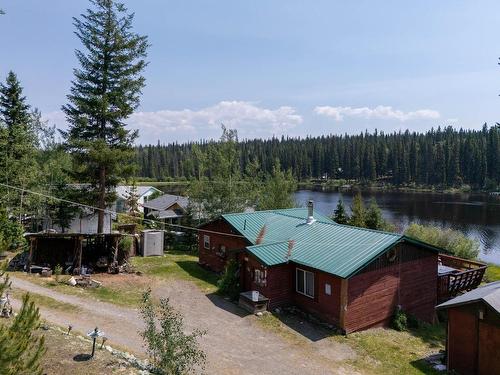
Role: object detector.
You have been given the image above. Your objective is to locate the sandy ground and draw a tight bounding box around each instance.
[10,275,357,375]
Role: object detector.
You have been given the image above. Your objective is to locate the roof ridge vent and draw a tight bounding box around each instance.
[306,200,316,225]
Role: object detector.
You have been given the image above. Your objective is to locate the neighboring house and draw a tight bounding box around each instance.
[198,201,486,333]
[143,194,189,224]
[114,185,162,213]
[437,282,500,375]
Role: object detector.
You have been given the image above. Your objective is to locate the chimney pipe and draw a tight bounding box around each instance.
[307,200,316,225]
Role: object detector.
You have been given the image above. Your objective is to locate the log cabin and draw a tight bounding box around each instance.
[198,201,487,333]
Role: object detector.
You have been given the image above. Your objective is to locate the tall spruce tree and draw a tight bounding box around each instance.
[0,71,39,217]
[62,0,148,232]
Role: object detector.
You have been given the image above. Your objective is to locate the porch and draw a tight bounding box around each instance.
[437,254,487,303]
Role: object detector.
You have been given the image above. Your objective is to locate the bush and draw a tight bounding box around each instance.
[54,264,63,282]
[404,223,479,260]
[119,236,134,256]
[140,289,206,375]
[392,306,408,331]
[0,210,25,253]
[217,259,241,300]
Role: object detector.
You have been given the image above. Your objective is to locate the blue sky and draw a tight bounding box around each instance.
[0,0,499,143]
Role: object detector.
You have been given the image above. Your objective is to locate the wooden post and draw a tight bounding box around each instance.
[27,237,34,273]
[339,278,349,333]
[78,236,83,275]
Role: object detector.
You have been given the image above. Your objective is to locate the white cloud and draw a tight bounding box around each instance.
[314,105,440,122]
[42,101,303,143]
[128,101,303,142]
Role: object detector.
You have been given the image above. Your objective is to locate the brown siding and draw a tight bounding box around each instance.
[242,255,293,309]
[344,243,438,333]
[291,264,342,325]
[198,219,248,273]
[448,306,478,375]
[446,303,500,375]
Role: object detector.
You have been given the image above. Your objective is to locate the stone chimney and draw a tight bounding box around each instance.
[306,200,316,225]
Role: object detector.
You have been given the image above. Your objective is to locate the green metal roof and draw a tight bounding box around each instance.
[222,208,440,278]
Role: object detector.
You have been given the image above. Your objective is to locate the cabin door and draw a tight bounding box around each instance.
[477,321,500,375]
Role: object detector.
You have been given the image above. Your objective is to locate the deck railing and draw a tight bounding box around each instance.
[437,254,487,302]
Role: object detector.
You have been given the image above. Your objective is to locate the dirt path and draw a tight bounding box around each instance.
[10,275,356,375]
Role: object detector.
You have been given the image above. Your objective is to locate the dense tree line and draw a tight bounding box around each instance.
[136,125,500,189]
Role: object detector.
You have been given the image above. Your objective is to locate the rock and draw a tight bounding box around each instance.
[255,312,263,317]
[274,307,281,314]
[433,364,446,371]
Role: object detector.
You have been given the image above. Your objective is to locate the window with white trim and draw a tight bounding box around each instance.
[254,269,267,287]
[203,235,210,249]
[296,268,314,298]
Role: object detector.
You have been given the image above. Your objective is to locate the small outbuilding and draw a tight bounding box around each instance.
[437,281,500,375]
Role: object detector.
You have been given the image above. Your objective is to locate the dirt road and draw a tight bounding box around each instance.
[10,275,356,375]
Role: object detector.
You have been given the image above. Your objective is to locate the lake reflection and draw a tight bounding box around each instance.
[294,190,500,265]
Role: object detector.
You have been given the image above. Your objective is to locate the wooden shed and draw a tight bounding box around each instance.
[437,281,500,375]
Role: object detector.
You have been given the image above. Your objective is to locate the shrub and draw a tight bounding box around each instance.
[140,289,206,375]
[404,223,479,259]
[119,236,134,256]
[217,259,241,300]
[54,264,63,282]
[392,306,408,331]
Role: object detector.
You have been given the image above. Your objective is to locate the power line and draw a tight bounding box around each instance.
[0,182,247,239]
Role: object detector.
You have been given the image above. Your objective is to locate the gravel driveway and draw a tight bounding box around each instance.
[10,275,356,375]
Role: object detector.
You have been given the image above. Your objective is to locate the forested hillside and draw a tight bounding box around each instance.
[136,125,500,188]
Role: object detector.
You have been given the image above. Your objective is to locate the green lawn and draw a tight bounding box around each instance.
[257,312,445,375]
[335,324,445,375]
[485,263,500,282]
[130,250,219,293]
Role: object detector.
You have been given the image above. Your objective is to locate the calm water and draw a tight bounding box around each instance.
[294,190,500,265]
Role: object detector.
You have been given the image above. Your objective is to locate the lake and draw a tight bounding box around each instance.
[294,190,500,265]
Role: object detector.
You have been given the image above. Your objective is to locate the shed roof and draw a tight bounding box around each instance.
[143,194,189,211]
[115,185,161,200]
[436,281,500,313]
[220,208,440,278]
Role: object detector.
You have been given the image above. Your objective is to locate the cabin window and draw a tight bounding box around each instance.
[296,268,314,298]
[254,269,267,286]
[217,244,226,257]
[203,235,210,249]
[325,283,332,295]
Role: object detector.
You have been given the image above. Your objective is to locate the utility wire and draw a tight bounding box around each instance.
[0,182,247,239]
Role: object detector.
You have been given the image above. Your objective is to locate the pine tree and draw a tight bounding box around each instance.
[0,72,39,216]
[349,193,366,228]
[332,198,349,224]
[62,0,149,233]
[0,267,46,375]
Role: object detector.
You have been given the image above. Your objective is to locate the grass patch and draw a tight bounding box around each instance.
[255,313,307,346]
[333,324,446,375]
[12,273,144,308]
[10,288,80,313]
[130,250,218,293]
[485,263,500,282]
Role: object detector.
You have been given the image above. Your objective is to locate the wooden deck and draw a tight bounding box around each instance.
[437,254,487,303]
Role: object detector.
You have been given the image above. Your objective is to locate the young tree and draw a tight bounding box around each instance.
[140,289,206,375]
[0,266,46,375]
[349,192,366,228]
[62,0,148,233]
[365,198,384,230]
[332,197,349,224]
[257,161,296,210]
